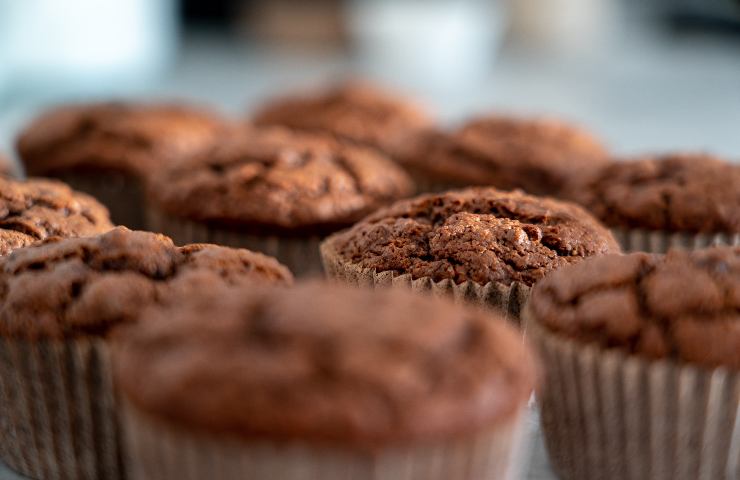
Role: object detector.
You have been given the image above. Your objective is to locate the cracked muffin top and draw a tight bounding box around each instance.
[252,81,434,160]
[0,227,293,340]
[147,127,415,233]
[17,101,228,177]
[115,281,536,448]
[564,153,740,233]
[322,187,619,286]
[404,116,608,196]
[528,247,740,369]
[0,176,113,256]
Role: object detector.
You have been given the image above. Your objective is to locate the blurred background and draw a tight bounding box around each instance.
[1,0,740,166]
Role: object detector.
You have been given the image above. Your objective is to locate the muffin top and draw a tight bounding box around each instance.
[323,188,619,286]
[0,227,292,340]
[115,281,536,448]
[252,81,434,159]
[148,128,415,233]
[17,102,228,177]
[404,116,608,196]
[564,153,740,233]
[529,247,740,369]
[0,176,113,256]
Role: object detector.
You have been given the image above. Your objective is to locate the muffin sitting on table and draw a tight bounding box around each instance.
[146,126,414,276]
[563,152,740,252]
[525,247,739,480]
[0,227,292,480]
[116,281,537,480]
[16,101,230,229]
[321,187,620,320]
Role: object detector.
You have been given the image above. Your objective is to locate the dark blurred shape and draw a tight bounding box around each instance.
[241,0,348,50]
[181,0,241,28]
[657,0,740,34]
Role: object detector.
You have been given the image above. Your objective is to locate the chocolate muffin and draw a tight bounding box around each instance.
[0,176,112,255]
[116,281,536,480]
[403,115,609,195]
[563,153,740,252]
[525,248,740,480]
[147,127,414,276]
[0,227,292,480]
[252,81,434,161]
[321,187,619,320]
[16,101,229,228]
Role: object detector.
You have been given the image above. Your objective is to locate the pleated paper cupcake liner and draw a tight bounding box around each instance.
[0,338,124,480]
[53,171,145,230]
[122,404,529,480]
[611,228,740,254]
[320,241,530,323]
[524,309,740,480]
[146,208,323,277]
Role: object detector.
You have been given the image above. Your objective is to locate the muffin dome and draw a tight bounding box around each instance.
[253,81,433,160]
[528,247,740,368]
[115,281,536,448]
[564,153,740,233]
[147,127,415,233]
[0,227,292,339]
[0,176,112,256]
[323,187,619,286]
[17,101,228,177]
[404,115,608,195]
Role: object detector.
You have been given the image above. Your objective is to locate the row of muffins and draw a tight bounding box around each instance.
[0,219,736,480]
[13,82,740,269]
[0,81,736,479]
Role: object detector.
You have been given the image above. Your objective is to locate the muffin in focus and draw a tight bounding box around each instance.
[116,281,537,480]
[525,247,740,480]
[252,81,434,161]
[563,153,740,252]
[321,187,620,320]
[0,176,113,256]
[16,101,229,228]
[403,115,608,195]
[146,127,414,276]
[0,227,292,480]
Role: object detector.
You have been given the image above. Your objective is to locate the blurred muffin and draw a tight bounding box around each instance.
[403,115,608,195]
[252,81,434,161]
[116,281,537,480]
[146,127,414,276]
[563,153,740,252]
[0,152,17,177]
[321,187,619,321]
[0,176,112,256]
[0,227,292,480]
[16,102,229,228]
[525,247,740,480]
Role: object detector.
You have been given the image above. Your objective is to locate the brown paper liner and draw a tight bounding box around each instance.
[146,208,323,277]
[611,228,740,254]
[0,338,124,480]
[53,171,145,230]
[523,308,740,480]
[320,240,530,323]
[122,402,529,480]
